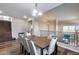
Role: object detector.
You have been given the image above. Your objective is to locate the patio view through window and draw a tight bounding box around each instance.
[63,25,79,46]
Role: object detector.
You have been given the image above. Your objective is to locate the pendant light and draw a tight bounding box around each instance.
[32,3,43,16]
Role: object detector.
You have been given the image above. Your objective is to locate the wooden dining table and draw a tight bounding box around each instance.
[28,35,50,55]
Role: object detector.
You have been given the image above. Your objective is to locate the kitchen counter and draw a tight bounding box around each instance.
[57,42,79,53]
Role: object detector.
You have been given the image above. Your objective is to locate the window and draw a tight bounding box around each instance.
[76,25,79,31]
[63,25,75,32]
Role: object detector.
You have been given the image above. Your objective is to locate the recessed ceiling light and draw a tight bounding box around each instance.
[23,16,27,19]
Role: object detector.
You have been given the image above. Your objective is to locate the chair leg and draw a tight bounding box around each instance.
[24,50,30,55]
[24,50,26,55]
[20,43,24,54]
[54,44,57,55]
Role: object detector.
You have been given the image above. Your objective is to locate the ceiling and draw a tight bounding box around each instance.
[50,3,79,21]
[0,3,79,21]
[39,12,56,23]
[0,3,62,19]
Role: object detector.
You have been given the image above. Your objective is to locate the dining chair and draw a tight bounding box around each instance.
[43,38,57,55]
[28,40,40,55]
[19,38,30,54]
[26,32,31,37]
[24,38,30,54]
[48,38,57,55]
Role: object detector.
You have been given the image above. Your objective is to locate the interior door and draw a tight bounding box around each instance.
[0,20,12,42]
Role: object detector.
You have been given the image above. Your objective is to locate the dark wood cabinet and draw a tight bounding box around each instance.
[0,20,12,42]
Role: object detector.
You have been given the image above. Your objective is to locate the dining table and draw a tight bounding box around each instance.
[28,35,50,55]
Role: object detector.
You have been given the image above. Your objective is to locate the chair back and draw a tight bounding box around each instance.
[48,38,57,55]
[19,38,30,53]
[28,40,38,55]
[24,38,30,53]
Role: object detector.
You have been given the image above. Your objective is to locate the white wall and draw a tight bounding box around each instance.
[11,18,28,39]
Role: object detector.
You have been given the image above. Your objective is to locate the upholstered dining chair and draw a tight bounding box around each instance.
[48,38,57,55]
[43,38,57,55]
[19,38,30,54]
[28,40,40,55]
[24,38,30,54]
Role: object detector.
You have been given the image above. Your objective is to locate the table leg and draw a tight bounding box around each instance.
[41,48,43,55]
[20,43,24,54]
[20,43,22,53]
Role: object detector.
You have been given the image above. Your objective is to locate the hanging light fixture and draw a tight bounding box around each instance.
[32,3,43,16]
[38,12,43,16]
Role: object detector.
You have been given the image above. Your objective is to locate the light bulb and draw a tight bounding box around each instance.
[32,13,36,16]
[33,9,38,14]
[32,9,38,16]
[38,12,43,16]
